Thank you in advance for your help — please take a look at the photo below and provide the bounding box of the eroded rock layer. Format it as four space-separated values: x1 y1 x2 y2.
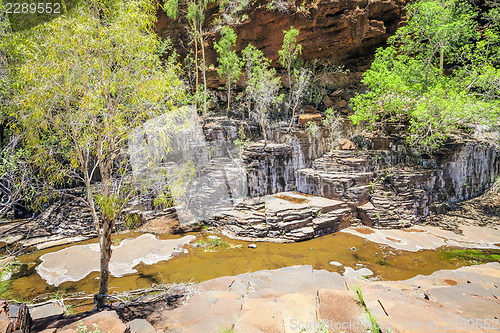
237 132 500 233
209 191 354 242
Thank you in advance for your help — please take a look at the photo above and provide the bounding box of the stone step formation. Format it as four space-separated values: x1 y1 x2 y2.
209 191 354 242
209 134 499 241
297 150 437 229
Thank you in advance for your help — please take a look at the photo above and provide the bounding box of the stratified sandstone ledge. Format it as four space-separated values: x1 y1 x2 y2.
208 191 355 242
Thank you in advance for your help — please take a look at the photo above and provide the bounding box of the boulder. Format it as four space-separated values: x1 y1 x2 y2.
57 310 127 333
299 113 323 127
0 300 31 333
339 138 356 150
29 303 65 321
126 318 156 333
322 95 334 109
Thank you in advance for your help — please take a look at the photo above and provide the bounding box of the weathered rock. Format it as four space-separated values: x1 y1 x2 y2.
57 310 127 333
126 318 156 333
0 300 12 333
297 139 500 228
208 191 354 242
29 303 65 321
243 142 296 197
339 138 357 150
156 0 407 84
322 95 334 109
298 113 323 127
145 263 500 333
0 300 31 333
317 289 367 333
338 99 348 108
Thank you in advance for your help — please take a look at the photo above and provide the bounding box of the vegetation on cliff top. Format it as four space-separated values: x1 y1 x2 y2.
351 0 500 151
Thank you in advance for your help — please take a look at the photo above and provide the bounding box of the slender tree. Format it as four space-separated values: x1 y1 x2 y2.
164 0 212 116
9 0 186 308
278 27 302 130
213 26 242 113
243 44 282 144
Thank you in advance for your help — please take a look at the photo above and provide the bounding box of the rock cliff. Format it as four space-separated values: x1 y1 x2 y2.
155 0 407 85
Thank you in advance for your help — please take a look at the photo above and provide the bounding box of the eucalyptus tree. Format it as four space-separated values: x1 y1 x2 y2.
243 44 282 144
278 27 303 130
213 26 242 112
164 0 213 116
10 0 186 308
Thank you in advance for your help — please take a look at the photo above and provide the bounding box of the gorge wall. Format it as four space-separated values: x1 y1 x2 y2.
203 119 500 232
154 0 407 86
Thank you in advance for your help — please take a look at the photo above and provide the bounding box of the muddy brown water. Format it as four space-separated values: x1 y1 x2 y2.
5 230 499 311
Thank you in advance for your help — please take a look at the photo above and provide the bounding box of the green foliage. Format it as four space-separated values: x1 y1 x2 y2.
443 249 500 263
10 0 185 200
243 44 282 143
279 27 307 128
6 0 187 306
355 287 381 333
214 26 242 110
194 237 230 252
76 321 100 333
163 0 180 19
305 121 319 134
0 258 20 282
0 138 37 215
350 0 500 152
218 0 252 25
278 27 302 71
234 124 250 153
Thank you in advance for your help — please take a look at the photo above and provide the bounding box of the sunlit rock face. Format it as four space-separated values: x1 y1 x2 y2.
36 234 195 286
208 191 354 242
230 130 500 230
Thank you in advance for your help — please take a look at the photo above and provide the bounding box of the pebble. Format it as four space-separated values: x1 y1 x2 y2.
208 235 220 240
248 244 257 249
329 261 342 266
351 247 357 251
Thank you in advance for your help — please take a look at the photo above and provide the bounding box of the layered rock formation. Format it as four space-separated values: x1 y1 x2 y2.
209 191 353 241
230 129 500 236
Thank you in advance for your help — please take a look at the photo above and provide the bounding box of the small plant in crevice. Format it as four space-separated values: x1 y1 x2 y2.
234 124 250 157
76 320 100 333
305 121 320 135
355 287 381 333
369 181 376 194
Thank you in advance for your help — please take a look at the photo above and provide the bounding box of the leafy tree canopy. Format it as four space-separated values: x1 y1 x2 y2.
5 0 187 308
350 0 500 151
